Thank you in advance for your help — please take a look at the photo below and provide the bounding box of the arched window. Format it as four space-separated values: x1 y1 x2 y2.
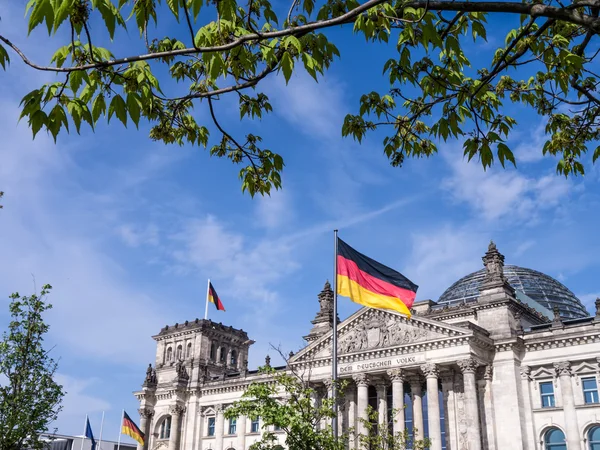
186 342 192 358
166 347 173 362
220 347 227 363
230 350 237 366
159 416 172 439
176 345 183 360
588 426 600 450
210 342 217 361
544 428 566 450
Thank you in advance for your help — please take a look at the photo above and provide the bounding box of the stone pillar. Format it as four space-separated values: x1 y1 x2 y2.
422 363 442 450
347 383 357 449
236 415 246 450
440 371 456 450
215 404 225 450
375 380 388 433
409 377 424 442
388 369 405 436
554 362 580 450
138 408 154 450
457 358 482 450
482 366 496 450
353 373 370 443
324 380 334 428
520 366 535 450
168 405 185 450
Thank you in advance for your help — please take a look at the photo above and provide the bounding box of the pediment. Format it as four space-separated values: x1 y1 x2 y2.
531 366 556 379
291 307 472 363
572 361 599 375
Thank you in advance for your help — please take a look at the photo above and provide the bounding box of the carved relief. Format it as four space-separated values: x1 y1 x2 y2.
554 361 572 377
454 376 468 450
338 315 431 354
421 363 439 378
457 357 478 374
152 441 168 450
520 365 531 380
353 373 369 387
139 407 155 419
483 365 493 381
169 404 186 416
387 368 405 382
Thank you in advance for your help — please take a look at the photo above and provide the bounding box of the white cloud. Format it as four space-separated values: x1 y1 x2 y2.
514 239 536 257
577 292 600 314
54 374 112 422
116 223 160 247
255 189 294 230
267 71 346 141
404 224 489 300
442 146 576 222
512 120 548 163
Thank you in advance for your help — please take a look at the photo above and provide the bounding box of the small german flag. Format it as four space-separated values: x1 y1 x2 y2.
122 411 144 445
337 238 418 318
208 282 226 311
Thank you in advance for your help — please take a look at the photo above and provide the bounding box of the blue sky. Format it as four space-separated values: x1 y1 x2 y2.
1 1 600 442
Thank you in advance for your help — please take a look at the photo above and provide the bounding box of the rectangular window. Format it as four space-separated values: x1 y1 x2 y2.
540 381 555 408
582 377 599 404
274 425 281 431
229 418 237 435
208 417 215 436
251 418 260 433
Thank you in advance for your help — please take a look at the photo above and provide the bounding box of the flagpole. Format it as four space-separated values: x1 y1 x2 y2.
98 411 105 450
204 278 210 320
117 410 124 450
332 230 339 440
81 415 88 450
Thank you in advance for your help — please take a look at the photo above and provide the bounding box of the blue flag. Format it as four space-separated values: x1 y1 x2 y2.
85 418 96 450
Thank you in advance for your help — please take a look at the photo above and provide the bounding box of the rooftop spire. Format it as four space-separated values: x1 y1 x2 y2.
304 280 339 343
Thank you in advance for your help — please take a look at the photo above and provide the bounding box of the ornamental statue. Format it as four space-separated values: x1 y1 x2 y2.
143 363 157 387
482 240 506 284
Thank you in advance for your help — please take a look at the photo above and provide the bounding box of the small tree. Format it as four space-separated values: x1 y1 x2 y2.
0 284 65 450
225 366 429 450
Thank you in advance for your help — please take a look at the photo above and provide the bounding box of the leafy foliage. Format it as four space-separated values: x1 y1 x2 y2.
0 284 64 450
1 0 600 195
224 366 429 450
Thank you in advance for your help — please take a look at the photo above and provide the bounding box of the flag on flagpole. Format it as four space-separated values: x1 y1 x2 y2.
208 282 226 311
122 411 145 446
85 417 97 450
336 237 418 318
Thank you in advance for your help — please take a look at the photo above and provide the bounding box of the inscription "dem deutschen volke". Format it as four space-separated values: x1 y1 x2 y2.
339 354 425 374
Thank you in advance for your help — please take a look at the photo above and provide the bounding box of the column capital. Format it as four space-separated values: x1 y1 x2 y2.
520 365 531 380
138 407 155 419
387 368 405 382
214 403 224 413
553 361 572 377
169 404 186 416
483 365 493 381
457 357 479 374
353 373 369 387
421 363 439 379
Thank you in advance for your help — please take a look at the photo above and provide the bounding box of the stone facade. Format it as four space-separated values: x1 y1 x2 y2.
135 244 600 450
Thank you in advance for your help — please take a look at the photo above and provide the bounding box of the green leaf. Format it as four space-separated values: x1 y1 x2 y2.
0 43 9 69
28 0 54 35
53 0 73 32
92 94 106 122
280 52 294 83
127 93 141 127
108 95 127 126
497 142 516 168
166 0 180 20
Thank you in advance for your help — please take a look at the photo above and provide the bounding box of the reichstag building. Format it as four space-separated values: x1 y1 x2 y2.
135 243 600 450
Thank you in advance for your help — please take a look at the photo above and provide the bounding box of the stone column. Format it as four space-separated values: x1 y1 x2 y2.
375 380 388 434
353 373 370 443
520 366 536 450
422 363 442 450
138 408 154 450
236 415 247 450
554 362 580 450
440 371 456 450
388 369 405 436
347 383 357 449
457 358 482 450
215 404 225 450
409 377 424 441
168 405 185 450
482 366 496 450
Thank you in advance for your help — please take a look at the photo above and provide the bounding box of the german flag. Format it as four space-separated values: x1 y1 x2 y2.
122 411 144 445
208 282 226 311
337 238 418 318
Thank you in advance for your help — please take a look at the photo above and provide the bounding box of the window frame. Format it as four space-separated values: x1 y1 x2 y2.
159 416 172 440
540 381 556 408
582 377 599 404
543 427 566 450
207 417 216 437
588 425 600 450
250 418 260 433
228 418 237 435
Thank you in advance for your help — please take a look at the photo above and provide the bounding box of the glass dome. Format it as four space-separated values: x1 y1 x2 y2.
437 265 589 319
